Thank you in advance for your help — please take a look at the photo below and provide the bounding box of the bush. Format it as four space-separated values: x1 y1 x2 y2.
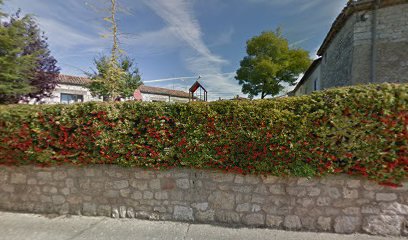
0 84 407 185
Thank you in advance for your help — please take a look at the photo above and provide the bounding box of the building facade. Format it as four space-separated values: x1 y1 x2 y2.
134 85 190 103
43 75 101 104
292 0 408 96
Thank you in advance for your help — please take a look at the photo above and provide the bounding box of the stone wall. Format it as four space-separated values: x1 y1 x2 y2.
320 13 355 89
0 165 407 236
319 3 408 90
352 3 408 85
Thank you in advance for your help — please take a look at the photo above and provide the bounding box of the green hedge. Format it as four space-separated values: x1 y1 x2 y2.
0 84 407 185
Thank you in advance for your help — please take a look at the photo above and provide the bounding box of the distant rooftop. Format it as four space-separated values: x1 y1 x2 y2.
56 75 91 86
138 85 190 99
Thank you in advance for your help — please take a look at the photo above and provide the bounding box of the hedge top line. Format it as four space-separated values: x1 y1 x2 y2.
0 83 407 185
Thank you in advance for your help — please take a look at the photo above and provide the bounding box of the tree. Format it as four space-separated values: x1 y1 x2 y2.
0 5 60 104
235 30 311 99
87 56 142 99
19 12 60 103
0 7 38 103
88 0 128 101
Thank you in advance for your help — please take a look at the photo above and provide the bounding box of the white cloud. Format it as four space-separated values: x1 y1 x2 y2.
142 0 243 100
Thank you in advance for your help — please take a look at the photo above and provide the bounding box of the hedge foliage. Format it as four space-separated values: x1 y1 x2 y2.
0 84 407 185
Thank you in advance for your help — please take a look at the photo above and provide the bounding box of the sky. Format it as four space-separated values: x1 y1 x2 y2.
3 0 348 100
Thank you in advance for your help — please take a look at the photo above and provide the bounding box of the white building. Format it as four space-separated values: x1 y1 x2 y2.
43 75 102 104
134 85 190 103
42 75 190 104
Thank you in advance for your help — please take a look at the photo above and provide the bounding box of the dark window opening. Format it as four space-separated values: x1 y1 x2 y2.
61 93 84 103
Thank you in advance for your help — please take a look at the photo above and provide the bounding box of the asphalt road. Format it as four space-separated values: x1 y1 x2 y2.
0 211 404 240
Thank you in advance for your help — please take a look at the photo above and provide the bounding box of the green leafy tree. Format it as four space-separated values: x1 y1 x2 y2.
0 4 38 103
87 56 142 99
0 3 59 104
235 30 311 99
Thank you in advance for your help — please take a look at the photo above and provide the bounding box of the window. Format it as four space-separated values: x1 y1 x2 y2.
60 93 84 104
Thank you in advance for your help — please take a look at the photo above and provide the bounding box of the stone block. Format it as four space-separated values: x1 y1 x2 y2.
153 206 167 213
1 184 15 193
211 172 234 183
215 211 240 223
236 203 250 212
266 215 283 228
173 205 194 221
254 185 268 195
376 193 397 202
245 175 260 184
343 188 359 199
52 195 65 205
130 180 148 190
103 190 118 198
334 216 361 234
307 187 321 197
296 198 315 208
316 197 331 206
42 186 58 194
120 189 131 198
286 187 306 197
363 215 404 236
143 191 154 200
37 172 52 183
195 210 215 222
346 180 361 188
176 179 190 189
161 179 176 190
131 191 143 200
208 191 235 210
379 202 408 215
53 171 67 181
10 173 26 184
112 207 119 218
317 217 332 231
192 202 208 211
327 187 341 199
126 207 135 218
113 180 129 190
149 179 161 190
97 205 111 217
119 206 127 218
362 205 380 214
301 216 316 230
261 176 279 184
232 185 253 193
243 213 265 226
269 185 285 195
284 215 302 230
297 178 318 186
342 207 360 215
82 203 97 216
155 191 168 200
234 175 244 184
27 178 37 185
134 171 155 179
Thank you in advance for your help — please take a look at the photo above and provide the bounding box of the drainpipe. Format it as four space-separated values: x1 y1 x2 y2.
370 0 380 83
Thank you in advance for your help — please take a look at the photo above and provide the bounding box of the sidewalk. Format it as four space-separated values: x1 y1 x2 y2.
0 211 403 240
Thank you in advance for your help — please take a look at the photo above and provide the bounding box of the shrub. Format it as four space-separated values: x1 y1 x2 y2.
0 84 407 185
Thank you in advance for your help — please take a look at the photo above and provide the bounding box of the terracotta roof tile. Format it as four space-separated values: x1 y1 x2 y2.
138 85 190 98
56 75 91 86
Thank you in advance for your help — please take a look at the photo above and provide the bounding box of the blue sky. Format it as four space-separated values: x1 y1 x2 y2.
4 0 347 100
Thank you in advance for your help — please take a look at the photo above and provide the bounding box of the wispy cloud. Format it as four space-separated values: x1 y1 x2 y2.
142 0 242 100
